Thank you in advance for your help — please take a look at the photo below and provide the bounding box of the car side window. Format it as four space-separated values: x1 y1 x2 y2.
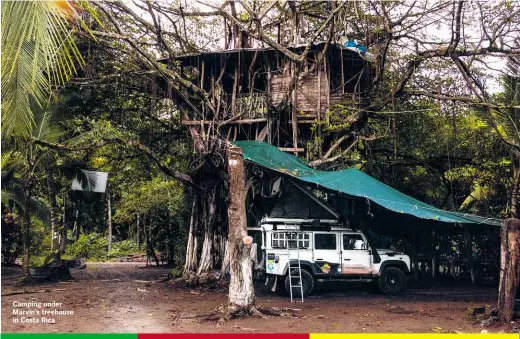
343 234 367 250
314 233 336 250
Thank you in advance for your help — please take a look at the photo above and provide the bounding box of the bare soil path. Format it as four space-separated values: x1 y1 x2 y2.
1 263 515 333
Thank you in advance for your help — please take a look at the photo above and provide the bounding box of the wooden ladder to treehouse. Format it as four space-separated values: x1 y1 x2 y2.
288 232 304 303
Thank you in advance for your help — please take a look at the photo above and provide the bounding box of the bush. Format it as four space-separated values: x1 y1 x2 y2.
29 255 47 267
65 234 142 261
170 266 183 278
30 218 51 256
65 233 108 260
108 239 141 258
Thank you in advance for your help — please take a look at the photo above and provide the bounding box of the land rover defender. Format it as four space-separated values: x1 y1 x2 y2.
252 217 411 297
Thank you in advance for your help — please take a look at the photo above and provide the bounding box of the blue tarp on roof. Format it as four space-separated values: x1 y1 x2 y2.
234 141 501 226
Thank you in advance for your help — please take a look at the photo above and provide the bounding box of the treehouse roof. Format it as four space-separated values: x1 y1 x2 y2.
234 141 502 227
161 41 370 66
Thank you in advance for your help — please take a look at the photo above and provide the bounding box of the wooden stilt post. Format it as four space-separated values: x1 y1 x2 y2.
291 62 298 155
317 62 322 158
464 228 475 284
412 229 419 280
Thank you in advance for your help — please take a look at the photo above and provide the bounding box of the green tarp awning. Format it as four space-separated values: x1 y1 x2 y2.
234 141 501 226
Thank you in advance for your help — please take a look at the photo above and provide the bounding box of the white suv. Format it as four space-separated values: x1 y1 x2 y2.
253 218 411 297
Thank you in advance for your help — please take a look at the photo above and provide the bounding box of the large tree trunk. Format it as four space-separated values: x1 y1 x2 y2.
73 208 80 241
136 213 140 247
21 181 33 279
215 221 228 270
226 146 255 313
145 214 160 266
184 198 198 272
60 207 67 253
46 172 61 253
221 239 230 275
511 159 519 218
166 207 175 265
145 214 149 265
497 218 520 323
197 187 217 274
107 192 113 252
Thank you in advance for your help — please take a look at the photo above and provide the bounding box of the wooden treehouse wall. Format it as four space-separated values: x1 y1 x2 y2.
172 43 372 156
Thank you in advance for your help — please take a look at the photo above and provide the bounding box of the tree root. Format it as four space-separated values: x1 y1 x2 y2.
184 304 301 325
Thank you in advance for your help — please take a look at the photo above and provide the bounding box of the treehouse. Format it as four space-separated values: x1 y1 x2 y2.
162 42 374 156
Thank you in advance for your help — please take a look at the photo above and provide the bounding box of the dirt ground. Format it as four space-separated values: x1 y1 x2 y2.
1 262 517 333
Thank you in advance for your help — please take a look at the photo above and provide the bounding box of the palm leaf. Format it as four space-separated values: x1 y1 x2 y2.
75 169 99 191
459 182 492 211
1 1 89 138
1 176 51 227
33 108 64 144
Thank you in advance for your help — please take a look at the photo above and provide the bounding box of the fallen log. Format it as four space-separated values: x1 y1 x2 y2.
2 288 66 297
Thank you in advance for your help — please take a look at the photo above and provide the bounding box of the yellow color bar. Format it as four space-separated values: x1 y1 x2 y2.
311 334 519 339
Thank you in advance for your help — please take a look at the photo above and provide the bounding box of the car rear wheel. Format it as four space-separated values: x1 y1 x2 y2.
284 268 315 298
378 267 407 295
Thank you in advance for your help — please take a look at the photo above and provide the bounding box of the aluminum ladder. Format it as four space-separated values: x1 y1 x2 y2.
287 232 304 303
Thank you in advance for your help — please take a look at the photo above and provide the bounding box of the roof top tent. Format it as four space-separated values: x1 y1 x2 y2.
159 42 374 156
245 175 342 228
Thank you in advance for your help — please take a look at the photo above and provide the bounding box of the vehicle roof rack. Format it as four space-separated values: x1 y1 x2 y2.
260 224 352 232
261 217 340 225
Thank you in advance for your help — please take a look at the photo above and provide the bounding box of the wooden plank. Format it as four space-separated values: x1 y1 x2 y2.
341 48 345 94
325 56 330 125
296 120 318 124
278 147 305 152
182 118 267 126
200 60 205 89
231 63 238 116
266 59 272 145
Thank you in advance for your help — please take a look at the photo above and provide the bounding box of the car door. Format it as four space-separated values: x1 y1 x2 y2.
313 232 341 274
341 233 373 275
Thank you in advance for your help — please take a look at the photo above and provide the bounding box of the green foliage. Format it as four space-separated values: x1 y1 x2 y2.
65 233 108 260
64 234 142 260
108 239 141 258
114 177 183 222
29 256 47 268
29 217 52 256
363 104 510 216
1 211 22 264
170 266 183 278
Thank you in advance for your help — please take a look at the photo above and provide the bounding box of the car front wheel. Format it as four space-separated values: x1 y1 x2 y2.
378 267 407 295
284 268 315 298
